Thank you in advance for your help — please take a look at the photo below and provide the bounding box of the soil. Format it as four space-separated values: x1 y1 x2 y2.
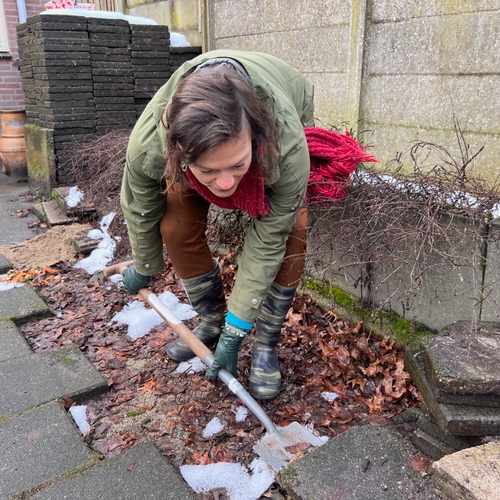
0 223 92 270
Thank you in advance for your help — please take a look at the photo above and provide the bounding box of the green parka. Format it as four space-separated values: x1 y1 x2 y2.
121 49 314 325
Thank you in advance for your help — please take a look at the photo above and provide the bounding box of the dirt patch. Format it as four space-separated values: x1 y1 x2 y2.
0 223 92 270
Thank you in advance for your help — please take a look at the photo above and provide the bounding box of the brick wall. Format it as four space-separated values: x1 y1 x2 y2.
0 0 46 111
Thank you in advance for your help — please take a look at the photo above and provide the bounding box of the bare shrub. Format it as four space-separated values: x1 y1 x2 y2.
307 119 500 334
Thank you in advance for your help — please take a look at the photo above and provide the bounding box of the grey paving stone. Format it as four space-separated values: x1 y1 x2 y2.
0 401 95 500
423 321 500 396
31 442 197 500
278 424 439 500
0 344 108 418
0 173 40 246
405 350 500 436
0 319 32 361
0 284 51 325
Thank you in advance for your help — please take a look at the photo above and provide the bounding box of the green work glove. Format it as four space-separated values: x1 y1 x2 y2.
122 264 152 295
206 313 252 378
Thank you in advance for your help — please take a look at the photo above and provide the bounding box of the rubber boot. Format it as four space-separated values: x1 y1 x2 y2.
166 260 225 362
249 282 297 400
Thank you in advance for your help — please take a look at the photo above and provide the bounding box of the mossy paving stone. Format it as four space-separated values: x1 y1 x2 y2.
422 321 500 396
0 285 51 325
0 344 108 418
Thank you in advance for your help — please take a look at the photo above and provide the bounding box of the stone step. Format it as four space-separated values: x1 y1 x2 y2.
411 428 459 460
0 344 108 419
0 401 96 500
432 441 500 500
422 322 500 400
405 350 500 436
32 199 76 227
30 442 197 500
0 319 32 362
416 409 483 455
0 284 51 325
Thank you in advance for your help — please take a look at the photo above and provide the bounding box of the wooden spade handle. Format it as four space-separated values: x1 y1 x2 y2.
102 261 213 365
102 260 134 278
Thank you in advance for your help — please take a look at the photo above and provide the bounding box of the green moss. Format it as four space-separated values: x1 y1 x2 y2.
281 466 300 485
303 278 433 348
126 410 146 417
49 346 79 366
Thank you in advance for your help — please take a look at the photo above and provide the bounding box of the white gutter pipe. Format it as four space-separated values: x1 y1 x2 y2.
16 0 27 24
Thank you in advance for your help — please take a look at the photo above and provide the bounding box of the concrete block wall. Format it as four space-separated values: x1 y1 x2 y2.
362 2 500 186
205 0 500 186
207 0 353 129
202 0 500 330
125 0 203 48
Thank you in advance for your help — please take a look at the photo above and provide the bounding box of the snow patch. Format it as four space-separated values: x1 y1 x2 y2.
321 391 339 402
0 275 24 291
69 405 91 435
65 186 84 208
233 406 248 422
180 458 274 500
170 32 190 47
202 416 224 438
175 357 206 375
111 291 197 340
73 212 116 274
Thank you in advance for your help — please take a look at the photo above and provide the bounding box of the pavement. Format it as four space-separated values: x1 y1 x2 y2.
0 172 441 500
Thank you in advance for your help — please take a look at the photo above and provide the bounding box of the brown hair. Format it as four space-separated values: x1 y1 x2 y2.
163 65 280 188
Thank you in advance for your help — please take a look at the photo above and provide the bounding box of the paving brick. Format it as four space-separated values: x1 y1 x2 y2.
0 344 108 418
0 320 32 362
0 252 12 274
423 322 500 397
31 443 197 500
0 401 96 500
0 285 50 325
433 441 500 500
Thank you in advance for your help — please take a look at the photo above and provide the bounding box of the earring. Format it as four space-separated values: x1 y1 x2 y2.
180 161 188 172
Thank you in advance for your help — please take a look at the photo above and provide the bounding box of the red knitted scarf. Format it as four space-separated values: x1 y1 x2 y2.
183 161 270 218
305 126 379 204
183 128 379 215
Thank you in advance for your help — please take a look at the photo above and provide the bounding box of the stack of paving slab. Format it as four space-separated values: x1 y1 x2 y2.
130 24 171 118
17 14 96 185
169 46 203 73
89 17 137 135
404 321 500 460
16 14 203 190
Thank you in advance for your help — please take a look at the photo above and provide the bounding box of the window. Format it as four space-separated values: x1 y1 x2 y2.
0 0 10 53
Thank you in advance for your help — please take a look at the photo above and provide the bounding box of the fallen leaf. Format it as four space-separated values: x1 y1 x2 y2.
284 442 311 454
410 455 434 474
